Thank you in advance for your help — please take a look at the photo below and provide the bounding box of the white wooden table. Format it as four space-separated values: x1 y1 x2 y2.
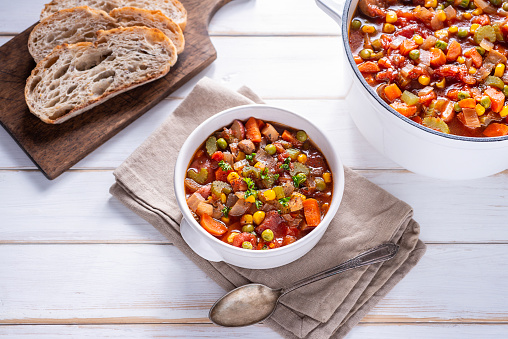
1 1 508 337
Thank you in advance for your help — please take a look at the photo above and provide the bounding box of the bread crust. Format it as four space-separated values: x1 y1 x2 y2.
41 0 187 30
25 27 177 124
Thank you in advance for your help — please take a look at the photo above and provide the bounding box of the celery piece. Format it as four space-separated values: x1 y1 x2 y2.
289 162 310 177
286 148 301 161
273 186 285 199
484 76 505 90
211 181 232 197
474 25 496 44
401 90 419 106
423 117 450 134
187 168 209 185
205 136 217 156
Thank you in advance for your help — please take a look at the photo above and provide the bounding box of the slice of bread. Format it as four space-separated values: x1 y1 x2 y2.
41 0 187 30
25 27 177 124
29 6 185 62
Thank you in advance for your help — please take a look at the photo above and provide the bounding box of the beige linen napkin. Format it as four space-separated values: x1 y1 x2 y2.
110 77 426 339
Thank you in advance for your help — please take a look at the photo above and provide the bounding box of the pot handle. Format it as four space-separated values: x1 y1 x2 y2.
180 217 223 262
315 0 344 25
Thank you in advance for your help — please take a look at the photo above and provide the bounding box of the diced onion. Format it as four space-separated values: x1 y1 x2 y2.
390 36 405 49
421 36 437 50
444 5 457 20
462 108 482 128
418 86 434 96
474 0 496 13
480 38 494 51
401 63 415 77
419 50 432 65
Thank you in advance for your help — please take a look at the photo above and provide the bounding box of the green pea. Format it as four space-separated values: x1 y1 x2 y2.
264 144 276 155
503 2 508 10
351 19 362 30
436 3 445 10
261 229 274 242
242 241 253 250
469 1 477 8
371 39 383 51
409 49 420 60
476 46 486 56
217 138 227 150
503 85 508 97
458 91 471 100
296 130 308 142
454 102 462 112
480 96 492 108
459 0 470 8
359 49 373 60
490 0 502 6
315 177 327 191
458 27 469 38
242 224 255 233
435 40 448 50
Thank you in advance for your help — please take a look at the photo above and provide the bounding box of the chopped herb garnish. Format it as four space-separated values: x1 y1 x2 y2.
273 174 280 180
221 206 231 218
218 160 232 171
292 173 307 188
246 153 256 161
255 200 263 209
243 177 256 190
279 197 291 207
280 157 291 171
260 168 269 180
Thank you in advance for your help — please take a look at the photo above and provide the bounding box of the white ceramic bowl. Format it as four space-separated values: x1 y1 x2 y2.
174 104 345 269
316 0 508 180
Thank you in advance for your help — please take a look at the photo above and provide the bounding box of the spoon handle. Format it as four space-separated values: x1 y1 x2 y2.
281 243 399 296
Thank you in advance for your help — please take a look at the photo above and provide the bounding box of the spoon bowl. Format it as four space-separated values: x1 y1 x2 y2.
209 243 399 327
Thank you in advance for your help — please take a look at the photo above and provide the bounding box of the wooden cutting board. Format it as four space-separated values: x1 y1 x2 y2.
0 0 231 179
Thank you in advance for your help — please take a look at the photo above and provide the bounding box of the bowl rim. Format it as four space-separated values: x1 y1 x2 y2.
174 104 345 256
340 0 508 143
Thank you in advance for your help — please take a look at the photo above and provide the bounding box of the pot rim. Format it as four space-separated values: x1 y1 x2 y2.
340 0 508 143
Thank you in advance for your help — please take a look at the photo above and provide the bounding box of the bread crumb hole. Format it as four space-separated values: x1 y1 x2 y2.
44 56 60 69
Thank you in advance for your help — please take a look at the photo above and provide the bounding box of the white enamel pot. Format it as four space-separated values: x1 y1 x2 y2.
316 0 508 180
174 105 345 269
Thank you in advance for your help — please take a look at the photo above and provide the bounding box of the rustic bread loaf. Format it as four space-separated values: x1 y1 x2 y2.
29 6 184 62
41 0 187 30
25 27 177 124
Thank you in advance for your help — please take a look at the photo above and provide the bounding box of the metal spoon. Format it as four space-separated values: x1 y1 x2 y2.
209 243 399 327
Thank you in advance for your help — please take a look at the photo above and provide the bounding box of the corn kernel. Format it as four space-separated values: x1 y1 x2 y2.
263 189 276 201
495 63 506 77
220 193 227 204
254 162 265 170
413 35 424 45
386 10 398 23
323 172 332 183
227 171 240 183
227 232 238 243
437 10 447 21
472 8 483 15
435 29 449 39
436 78 446 89
418 75 431 85
292 192 307 201
457 56 465 64
269 243 275 248
361 25 376 34
383 23 395 34
463 12 472 19
241 214 253 225
448 25 458 34
221 216 230 224
236 151 246 161
470 23 480 33
469 66 477 74
253 211 266 225
207 196 213 201
425 0 437 7
500 105 508 118
245 195 256 203
297 153 307 163
475 104 486 116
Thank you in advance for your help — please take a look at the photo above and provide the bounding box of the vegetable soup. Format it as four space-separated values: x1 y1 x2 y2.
185 117 333 250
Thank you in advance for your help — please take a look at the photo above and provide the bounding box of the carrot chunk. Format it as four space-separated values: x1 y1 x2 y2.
281 130 301 146
458 98 476 109
303 198 321 227
446 40 462 61
200 214 228 236
384 83 402 101
483 123 508 137
358 61 381 73
400 39 418 56
464 48 483 68
245 117 262 142
430 48 447 67
484 87 505 113
390 102 417 117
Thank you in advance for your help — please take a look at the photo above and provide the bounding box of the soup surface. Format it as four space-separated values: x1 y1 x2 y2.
349 0 508 137
185 117 333 250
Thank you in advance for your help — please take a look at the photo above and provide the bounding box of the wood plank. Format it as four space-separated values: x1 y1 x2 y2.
0 0 340 36
2 323 508 338
0 0 233 180
0 99 391 170
1 244 508 324
1 170 507 243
